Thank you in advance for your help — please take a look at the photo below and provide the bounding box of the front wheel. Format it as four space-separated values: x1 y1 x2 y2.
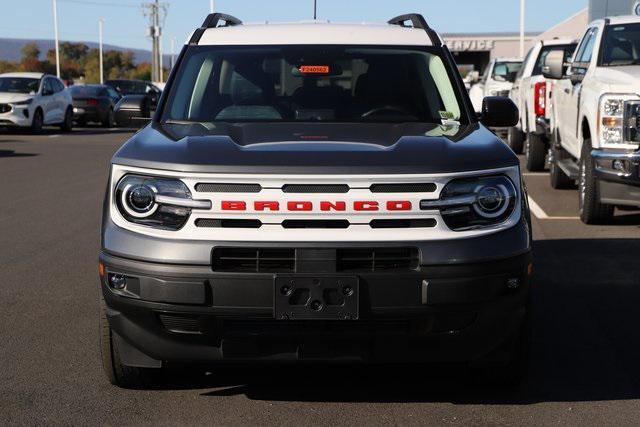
60 108 73 132
525 133 547 171
579 139 614 224
31 108 43 132
507 127 525 154
100 297 156 388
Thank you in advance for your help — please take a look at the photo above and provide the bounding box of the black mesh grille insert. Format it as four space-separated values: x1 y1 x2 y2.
282 184 350 193
281 220 350 229
370 219 437 228
370 183 437 193
195 219 262 228
337 248 419 272
195 183 262 193
158 314 202 334
213 248 296 273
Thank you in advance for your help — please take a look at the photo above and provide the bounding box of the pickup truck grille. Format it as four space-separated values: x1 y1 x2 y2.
212 247 419 273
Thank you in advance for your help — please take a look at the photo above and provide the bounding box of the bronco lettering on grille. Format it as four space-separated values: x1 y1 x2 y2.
220 201 413 211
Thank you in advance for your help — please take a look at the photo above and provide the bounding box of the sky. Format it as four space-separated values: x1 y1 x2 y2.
1 0 588 52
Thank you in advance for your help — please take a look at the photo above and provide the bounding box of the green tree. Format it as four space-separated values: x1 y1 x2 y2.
0 60 18 73
21 43 41 60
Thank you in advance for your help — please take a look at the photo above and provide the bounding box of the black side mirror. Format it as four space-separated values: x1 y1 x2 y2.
114 95 152 128
480 96 519 128
542 49 565 80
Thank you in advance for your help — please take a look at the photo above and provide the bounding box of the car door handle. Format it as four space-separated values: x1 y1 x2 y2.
564 88 570 94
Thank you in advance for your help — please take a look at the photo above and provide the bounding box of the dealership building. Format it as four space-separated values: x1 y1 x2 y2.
447 0 640 75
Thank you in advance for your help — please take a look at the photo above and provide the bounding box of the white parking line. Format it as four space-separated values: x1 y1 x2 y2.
522 172 548 177
527 196 579 220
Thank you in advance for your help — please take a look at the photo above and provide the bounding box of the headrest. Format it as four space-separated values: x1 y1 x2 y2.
230 64 275 105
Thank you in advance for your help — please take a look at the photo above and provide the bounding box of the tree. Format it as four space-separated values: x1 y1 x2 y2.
21 43 41 60
0 60 18 74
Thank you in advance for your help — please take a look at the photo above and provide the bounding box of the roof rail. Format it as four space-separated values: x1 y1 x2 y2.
189 12 242 45
201 13 242 28
388 13 442 47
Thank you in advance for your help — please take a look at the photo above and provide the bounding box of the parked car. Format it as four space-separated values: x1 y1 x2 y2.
469 58 523 112
69 84 122 127
105 79 162 111
0 72 73 132
508 39 578 168
544 15 640 224
99 12 531 388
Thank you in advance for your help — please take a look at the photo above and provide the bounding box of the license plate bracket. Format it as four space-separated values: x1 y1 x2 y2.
274 275 359 320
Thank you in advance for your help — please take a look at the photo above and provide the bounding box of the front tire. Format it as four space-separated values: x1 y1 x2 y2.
507 127 525 154
525 133 546 171
31 108 43 133
99 297 156 388
60 107 73 132
579 139 614 224
102 108 115 128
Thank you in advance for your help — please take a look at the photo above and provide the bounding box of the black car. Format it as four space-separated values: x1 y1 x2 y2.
105 79 162 111
69 84 121 127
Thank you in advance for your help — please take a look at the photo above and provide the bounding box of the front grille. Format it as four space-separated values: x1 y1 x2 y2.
213 248 296 273
0 104 11 114
195 183 262 193
195 218 262 228
282 184 350 193
282 219 350 229
337 248 419 272
222 318 412 336
158 314 202 334
370 183 437 193
370 219 436 228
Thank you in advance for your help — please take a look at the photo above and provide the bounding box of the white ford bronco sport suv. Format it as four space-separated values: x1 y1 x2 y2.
508 39 577 170
544 15 640 223
100 13 532 388
0 72 73 132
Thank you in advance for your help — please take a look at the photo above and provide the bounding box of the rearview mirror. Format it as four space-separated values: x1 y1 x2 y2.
480 96 519 128
114 95 151 128
542 49 565 79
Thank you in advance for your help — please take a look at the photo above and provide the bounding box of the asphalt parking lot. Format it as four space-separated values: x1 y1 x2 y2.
1 127 640 425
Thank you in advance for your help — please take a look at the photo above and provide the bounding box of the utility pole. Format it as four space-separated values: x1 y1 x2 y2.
170 37 176 69
519 0 525 58
99 18 104 84
209 0 215 13
314 0 317 20
159 36 163 82
143 0 168 83
52 0 60 78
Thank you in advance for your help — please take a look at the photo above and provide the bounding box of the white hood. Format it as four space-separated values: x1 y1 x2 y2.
0 92 35 104
594 66 640 94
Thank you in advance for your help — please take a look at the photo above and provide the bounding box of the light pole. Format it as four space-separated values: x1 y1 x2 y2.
52 0 60 78
209 0 214 13
99 19 104 84
519 0 525 58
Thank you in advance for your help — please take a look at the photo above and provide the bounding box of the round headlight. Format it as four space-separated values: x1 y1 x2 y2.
120 183 158 218
473 184 510 218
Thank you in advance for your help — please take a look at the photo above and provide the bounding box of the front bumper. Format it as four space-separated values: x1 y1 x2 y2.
100 244 532 366
0 107 31 127
592 149 640 207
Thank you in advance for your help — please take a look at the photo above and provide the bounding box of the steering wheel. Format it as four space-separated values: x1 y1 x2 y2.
360 105 415 119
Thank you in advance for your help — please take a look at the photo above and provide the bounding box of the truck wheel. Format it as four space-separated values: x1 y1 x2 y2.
579 139 614 224
99 297 156 388
549 146 574 189
525 133 546 171
507 127 524 154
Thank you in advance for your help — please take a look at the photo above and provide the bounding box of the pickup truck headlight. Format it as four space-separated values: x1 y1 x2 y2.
598 94 640 148
420 175 517 231
115 175 211 230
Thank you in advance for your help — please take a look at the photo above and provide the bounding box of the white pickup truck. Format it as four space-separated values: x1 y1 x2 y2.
508 39 577 170
469 58 522 113
544 15 640 224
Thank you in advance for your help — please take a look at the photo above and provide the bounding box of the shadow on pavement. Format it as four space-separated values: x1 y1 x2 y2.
0 150 37 158
131 238 640 404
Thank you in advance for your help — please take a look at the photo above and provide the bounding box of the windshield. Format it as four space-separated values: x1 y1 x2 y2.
162 45 463 124
601 23 640 66
492 62 522 83
70 86 103 97
0 77 40 94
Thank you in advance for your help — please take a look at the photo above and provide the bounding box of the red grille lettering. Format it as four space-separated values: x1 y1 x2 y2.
288 201 313 211
320 201 346 211
255 201 280 211
387 201 412 211
221 201 246 211
354 201 379 211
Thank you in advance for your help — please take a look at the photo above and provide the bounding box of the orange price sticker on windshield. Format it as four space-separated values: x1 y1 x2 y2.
299 65 330 74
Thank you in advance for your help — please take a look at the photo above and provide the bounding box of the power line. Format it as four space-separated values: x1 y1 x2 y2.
57 0 139 8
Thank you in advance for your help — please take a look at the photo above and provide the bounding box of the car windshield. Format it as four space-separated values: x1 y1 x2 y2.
492 62 522 82
70 86 103 97
0 77 40 94
162 45 463 124
601 23 640 66
108 81 140 95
